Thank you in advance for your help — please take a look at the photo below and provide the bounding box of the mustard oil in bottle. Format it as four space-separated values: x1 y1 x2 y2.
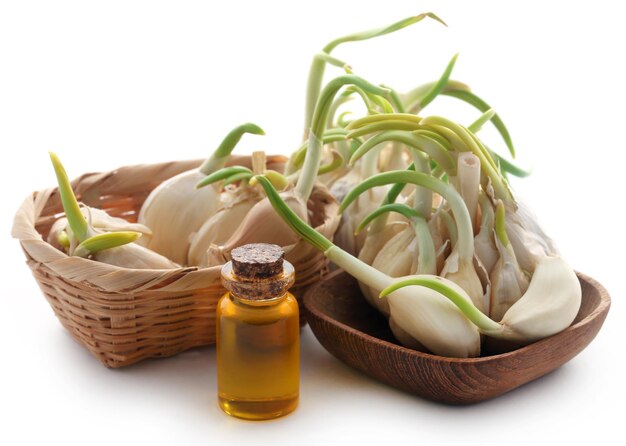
216 243 299 420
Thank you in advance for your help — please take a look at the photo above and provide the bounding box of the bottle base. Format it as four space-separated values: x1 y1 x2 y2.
218 394 298 420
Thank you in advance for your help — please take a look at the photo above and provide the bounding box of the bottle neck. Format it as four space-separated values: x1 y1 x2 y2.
228 291 289 307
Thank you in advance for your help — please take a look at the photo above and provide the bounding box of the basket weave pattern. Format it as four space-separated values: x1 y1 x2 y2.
13 157 339 368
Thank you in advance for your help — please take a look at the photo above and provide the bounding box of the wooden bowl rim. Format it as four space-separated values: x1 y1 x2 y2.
304 269 611 364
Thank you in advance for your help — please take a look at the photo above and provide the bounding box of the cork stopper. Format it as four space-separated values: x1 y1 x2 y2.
222 243 294 302
231 243 284 279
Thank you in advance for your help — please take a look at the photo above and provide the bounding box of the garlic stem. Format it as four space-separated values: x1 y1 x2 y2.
411 151 432 217
404 80 471 113
456 152 481 230
441 88 515 158
412 53 459 112
355 203 420 234
495 200 510 246
367 163 416 235
346 113 422 129
381 84 406 113
289 129 348 172
379 276 502 332
297 75 390 201
349 130 454 174
414 216 436 274
304 13 445 134
199 123 265 175
467 109 496 133
196 166 253 189
255 176 332 252
339 171 474 262
73 231 141 258
325 246 391 292
49 152 90 242
421 116 514 206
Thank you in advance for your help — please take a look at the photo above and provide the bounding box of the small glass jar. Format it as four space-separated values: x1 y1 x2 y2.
216 243 299 420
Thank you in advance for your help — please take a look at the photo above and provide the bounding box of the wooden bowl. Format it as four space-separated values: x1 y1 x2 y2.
303 270 610 405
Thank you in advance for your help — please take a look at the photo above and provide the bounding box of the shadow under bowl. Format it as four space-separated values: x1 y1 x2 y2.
303 270 610 405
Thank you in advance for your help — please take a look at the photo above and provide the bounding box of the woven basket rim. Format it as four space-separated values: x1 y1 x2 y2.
12 157 339 294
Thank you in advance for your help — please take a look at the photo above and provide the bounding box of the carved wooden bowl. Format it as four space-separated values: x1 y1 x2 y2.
303 270 610 405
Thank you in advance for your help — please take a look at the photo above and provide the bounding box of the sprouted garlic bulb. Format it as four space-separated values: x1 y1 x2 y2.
341 170 486 313
48 207 152 252
49 152 179 269
255 175 481 358
382 255 581 345
137 123 265 264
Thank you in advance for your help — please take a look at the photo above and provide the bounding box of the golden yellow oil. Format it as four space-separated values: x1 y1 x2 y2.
216 291 299 420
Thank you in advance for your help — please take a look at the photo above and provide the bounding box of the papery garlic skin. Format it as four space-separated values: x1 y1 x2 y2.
94 240 179 269
205 191 308 267
489 236 529 321
138 170 219 264
187 187 261 266
505 199 559 273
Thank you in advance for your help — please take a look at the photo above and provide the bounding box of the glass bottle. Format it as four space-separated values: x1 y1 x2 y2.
216 243 299 420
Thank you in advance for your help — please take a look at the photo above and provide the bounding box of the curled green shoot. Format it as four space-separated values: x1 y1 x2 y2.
366 163 416 235
304 12 446 133
379 275 502 333
412 53 459 112
344 85 394 114
488 147 531 178
404 79 471 111
291 129 348 169
420 116 515 206
494 199 510 246
49 151 89 242
297 75 390 201
346 112 422 130
381 84 406 113
254 175 332 251
196 166 253 189
348 120 423 139
73 231 141 258
58 230 70 250
355 203 420 234
442 89 515 158
468 109 496 133
317 150 344 175
337 111 353 128
222 171 253 187
199 123 265 175
349 130 455 175
339 170 474 262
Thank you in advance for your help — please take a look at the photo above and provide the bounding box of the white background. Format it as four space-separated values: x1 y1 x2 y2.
1 1 624 445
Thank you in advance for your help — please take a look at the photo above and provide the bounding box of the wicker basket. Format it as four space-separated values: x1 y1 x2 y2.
12 156 340 368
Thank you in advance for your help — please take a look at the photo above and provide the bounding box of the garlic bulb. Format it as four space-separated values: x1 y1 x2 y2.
255 175 482 358
48 207 152 251
204 188 309 267
187 186 261 266
49 152 179 269
137 123 265 264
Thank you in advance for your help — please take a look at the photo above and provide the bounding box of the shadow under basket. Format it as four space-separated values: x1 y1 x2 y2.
12 156 340 368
